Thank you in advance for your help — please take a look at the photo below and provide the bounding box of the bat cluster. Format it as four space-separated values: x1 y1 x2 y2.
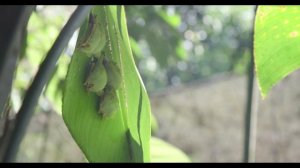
76 9 122 118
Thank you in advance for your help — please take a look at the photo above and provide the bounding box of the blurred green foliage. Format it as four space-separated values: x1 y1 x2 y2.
12 6 71 114
125 5 255 92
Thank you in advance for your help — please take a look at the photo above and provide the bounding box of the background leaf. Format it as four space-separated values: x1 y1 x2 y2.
150 137 191 162
254 6 300 97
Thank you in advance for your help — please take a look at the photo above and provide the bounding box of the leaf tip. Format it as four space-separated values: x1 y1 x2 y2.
256 76 268 100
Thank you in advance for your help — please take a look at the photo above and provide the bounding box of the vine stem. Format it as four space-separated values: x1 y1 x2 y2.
3 5 94 162
243 5 259 163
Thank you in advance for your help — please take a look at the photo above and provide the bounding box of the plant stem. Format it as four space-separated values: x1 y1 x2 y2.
3 5 93 162
243 5 258 163
0 6 35 117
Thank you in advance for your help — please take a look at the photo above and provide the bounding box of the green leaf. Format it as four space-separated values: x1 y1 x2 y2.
63 6 151 162
176 41 187 60
145 30 170 67
150 137 191 162
254 6 300 97
129 37 142 59
157 9 181 28
151 113 158 134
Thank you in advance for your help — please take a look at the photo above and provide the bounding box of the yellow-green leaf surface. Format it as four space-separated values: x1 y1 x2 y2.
255 6 300 97
150 137 191 163
63 6 151 162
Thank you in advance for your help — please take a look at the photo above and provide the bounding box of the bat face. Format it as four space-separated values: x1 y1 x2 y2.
98 87 119 118
84 59 107 94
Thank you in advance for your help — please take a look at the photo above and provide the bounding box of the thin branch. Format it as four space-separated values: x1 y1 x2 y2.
3 5 94 162
243 5 258 163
